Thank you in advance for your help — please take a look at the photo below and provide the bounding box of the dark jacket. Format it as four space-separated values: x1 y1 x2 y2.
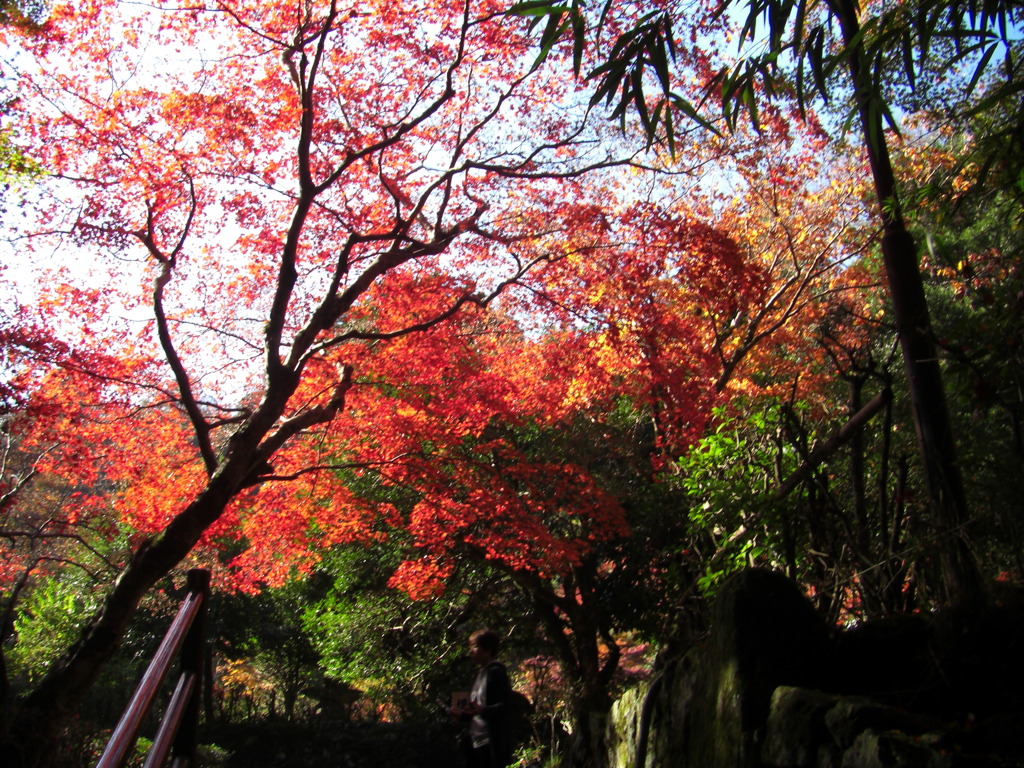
469 660 513 768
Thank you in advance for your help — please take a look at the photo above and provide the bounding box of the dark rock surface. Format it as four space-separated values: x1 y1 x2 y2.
607 569 1024 768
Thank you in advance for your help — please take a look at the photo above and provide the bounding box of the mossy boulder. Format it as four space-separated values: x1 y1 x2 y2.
606 569 1024 768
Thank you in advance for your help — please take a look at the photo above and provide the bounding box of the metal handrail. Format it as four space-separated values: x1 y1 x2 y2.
96 568 210 768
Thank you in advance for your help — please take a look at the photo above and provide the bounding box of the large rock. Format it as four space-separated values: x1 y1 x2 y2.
605 569 1024 768
831 613 933 707
840 729 936 768
760 686 839 768
760 686 956 768
620 653 701 768
709 569 832 732
607 569 833 768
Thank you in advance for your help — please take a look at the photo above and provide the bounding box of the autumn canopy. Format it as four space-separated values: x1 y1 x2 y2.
0 0 893 761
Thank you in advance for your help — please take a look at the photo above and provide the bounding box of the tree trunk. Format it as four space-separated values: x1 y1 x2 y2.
831 0 985 608
4 444 262 767
565 700 612 768
520 569 616 768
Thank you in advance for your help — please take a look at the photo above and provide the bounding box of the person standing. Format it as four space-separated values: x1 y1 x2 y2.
451 629 513 768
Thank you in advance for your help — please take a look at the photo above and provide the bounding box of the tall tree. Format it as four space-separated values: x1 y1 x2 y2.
0 0 648 762
359 122 869 766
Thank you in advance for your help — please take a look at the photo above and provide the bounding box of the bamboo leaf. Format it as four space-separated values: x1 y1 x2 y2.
508 0 567 19
533 14 572 72
673 93 722 136
967 42 998 93
902 29 916 92
742 81 759 132
663 101 676 156
649 26 673 95
630 67 650 131
570 0 586 75
808 27 829 101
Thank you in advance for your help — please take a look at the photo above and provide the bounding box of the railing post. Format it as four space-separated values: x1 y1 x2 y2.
174 568 209 765
96 567 210 768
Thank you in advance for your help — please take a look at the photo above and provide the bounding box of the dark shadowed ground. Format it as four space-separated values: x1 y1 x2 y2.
196 719 462 768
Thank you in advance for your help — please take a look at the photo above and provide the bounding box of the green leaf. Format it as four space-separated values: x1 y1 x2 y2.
648 33 672 94
662 100 676 156
630 67 650 131
671 93 722 137
966 42 998 93
741 81 759 132
808 26 828 100
902 28 917 91
508 0 567 18
534 14 572 72
570 0 586 75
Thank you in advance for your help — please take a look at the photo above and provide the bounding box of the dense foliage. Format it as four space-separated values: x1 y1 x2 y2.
1 0 1021 766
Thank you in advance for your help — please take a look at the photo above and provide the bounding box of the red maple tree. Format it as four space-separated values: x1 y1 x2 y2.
0 0 883 762
0 0 658 759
